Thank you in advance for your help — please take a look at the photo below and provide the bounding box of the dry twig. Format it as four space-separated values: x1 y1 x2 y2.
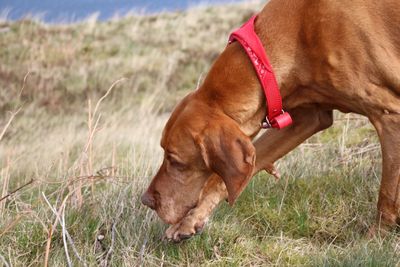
0 253 10 267
19 71 31 97
66 230 87 267
138 237 148 265
0 156 11 215
0 214 23 238
61 209 72 267
42 190 88 267
42 193 70 267
0 71 30 142
0 107 22 143
70 78 126 208
0 179 34 203
99 202 124 267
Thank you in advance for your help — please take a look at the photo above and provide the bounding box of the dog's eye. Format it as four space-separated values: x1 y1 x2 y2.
170 158 185 169
167 154 186 170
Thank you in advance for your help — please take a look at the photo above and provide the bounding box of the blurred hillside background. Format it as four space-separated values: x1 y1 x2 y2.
1 0 244 22
0 0 399 266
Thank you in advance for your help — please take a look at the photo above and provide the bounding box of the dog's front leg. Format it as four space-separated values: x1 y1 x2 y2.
369 113 400 233
253 106 334 176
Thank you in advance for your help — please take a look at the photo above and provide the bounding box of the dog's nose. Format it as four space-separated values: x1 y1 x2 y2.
141 191 156 210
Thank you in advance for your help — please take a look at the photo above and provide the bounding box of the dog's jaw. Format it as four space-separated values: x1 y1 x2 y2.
164 174 228 242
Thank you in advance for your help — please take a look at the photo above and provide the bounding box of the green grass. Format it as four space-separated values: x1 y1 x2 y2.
0 1 399 266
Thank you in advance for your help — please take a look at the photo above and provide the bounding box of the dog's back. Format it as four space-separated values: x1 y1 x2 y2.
258 0 400 114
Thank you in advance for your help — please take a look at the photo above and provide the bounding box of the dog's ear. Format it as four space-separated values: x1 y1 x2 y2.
196 117 255 205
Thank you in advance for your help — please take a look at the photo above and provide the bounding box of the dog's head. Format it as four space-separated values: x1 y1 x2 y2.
141 93 256 224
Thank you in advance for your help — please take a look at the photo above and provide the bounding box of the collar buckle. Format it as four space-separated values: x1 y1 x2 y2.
262 110 292 129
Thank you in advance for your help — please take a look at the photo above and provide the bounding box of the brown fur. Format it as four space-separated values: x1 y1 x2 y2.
142 0 400 242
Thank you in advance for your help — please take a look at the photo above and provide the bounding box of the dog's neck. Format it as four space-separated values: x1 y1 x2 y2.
196 4 304 136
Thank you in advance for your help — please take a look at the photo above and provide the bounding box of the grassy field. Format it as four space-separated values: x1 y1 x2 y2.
0 1 399 266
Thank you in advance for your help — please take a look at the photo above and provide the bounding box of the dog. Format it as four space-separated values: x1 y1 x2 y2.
142 0 400 242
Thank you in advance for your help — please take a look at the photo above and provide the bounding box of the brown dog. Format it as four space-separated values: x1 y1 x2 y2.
142 0 400 242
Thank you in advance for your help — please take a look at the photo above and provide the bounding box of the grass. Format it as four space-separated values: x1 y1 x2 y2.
0 1 399 266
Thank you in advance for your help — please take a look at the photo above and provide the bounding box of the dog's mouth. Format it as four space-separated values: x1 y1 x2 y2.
155 180 208 225
157 202 198 225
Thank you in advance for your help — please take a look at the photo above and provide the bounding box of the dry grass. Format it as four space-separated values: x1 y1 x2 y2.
0 1 399 266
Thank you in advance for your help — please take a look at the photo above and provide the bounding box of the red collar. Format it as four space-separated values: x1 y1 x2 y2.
229 15 292 129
